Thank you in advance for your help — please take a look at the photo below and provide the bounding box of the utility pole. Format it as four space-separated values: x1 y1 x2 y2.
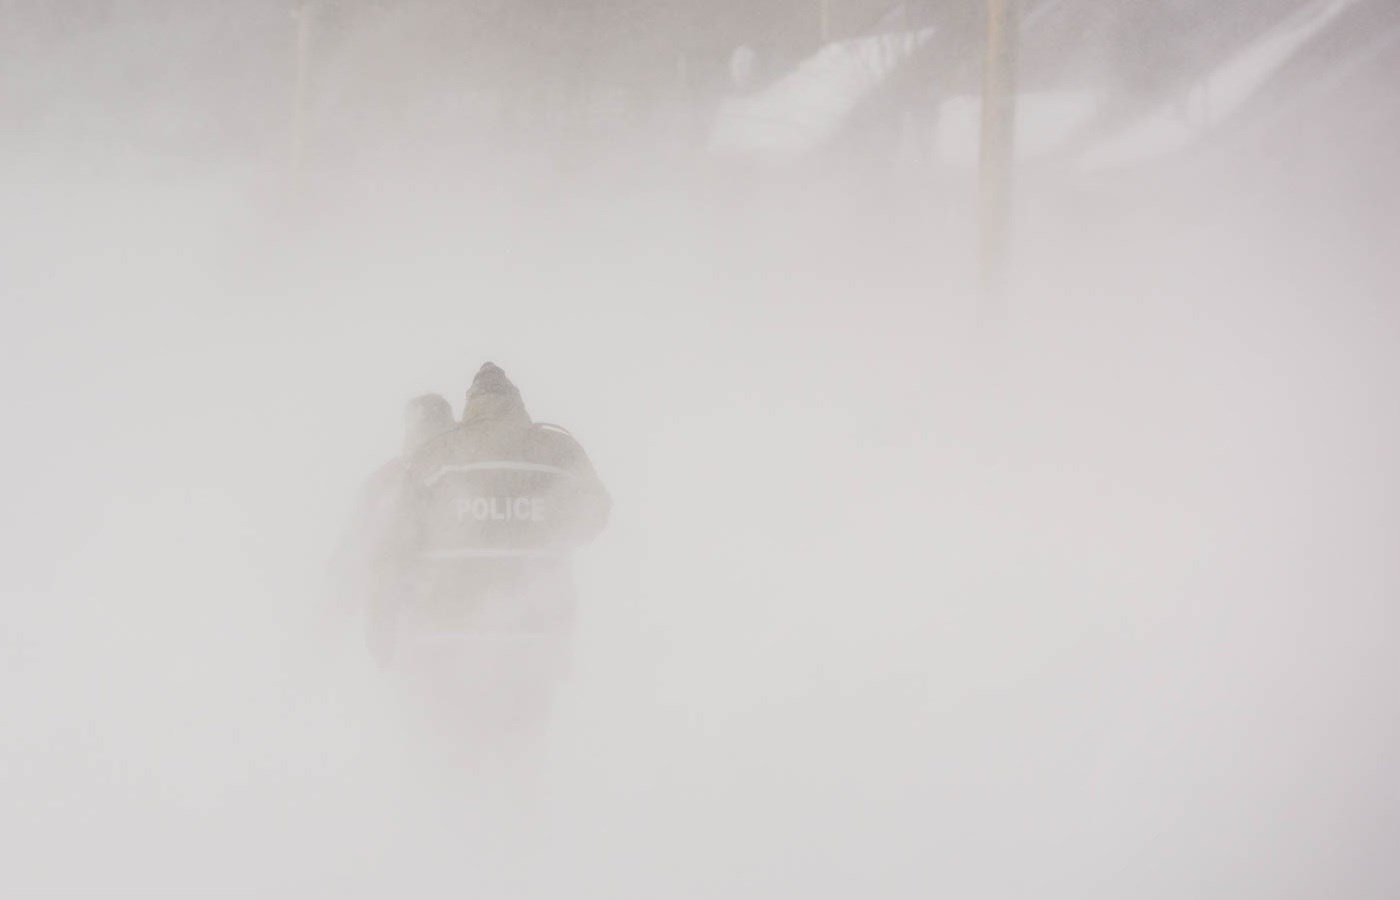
979 0 1018 311
291 1 319 177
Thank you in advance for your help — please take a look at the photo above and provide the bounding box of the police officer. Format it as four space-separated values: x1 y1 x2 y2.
327 393 456 656
388 362 610 662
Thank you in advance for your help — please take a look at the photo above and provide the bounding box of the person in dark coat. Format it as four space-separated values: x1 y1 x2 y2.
327 393 455 655
383 362 610 664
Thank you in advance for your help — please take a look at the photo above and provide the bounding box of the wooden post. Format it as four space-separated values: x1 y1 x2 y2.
291 1 318 176
979 0 1018 310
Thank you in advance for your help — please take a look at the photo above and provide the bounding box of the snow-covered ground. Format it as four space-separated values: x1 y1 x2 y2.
711 0 1385 170
1082 0 1369 169
710 26 937 158
2 15 1398 899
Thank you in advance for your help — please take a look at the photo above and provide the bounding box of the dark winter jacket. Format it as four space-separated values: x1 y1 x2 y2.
390 378 610 636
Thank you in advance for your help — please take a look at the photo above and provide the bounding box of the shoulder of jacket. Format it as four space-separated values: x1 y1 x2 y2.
526 422 590 467
532 422 574 438
402 427 469 480
529 422 583 449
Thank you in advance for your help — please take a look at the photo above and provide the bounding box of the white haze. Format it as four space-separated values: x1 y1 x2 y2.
2 5 1398 899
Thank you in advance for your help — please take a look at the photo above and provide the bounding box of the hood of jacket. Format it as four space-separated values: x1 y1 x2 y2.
461 362 531 430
